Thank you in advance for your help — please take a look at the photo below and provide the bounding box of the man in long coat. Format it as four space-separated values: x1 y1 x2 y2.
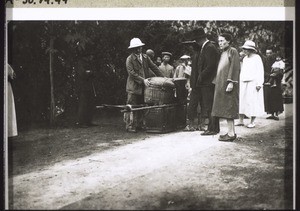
125 38 164 132
185 28 220 135
76 51 97 127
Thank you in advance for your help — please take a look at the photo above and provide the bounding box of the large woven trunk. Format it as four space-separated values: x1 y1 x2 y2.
144 86 175 105
144 77 176 105
144 106 176 133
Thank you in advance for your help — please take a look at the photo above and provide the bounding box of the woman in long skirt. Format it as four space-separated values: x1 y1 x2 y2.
211 33 240 141
235 40 265 128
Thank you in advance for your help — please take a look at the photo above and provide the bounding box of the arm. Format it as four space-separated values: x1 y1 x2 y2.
147 56 164 77
173 66 179 78
255 55 265 88
226 48 241 92
227 48 240 83
126 56 145 84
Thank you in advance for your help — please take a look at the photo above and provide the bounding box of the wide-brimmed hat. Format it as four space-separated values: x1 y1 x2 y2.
180 55 191 59
181 27 206 45
128 38 145 49
162 52 172 57
242 40 257 52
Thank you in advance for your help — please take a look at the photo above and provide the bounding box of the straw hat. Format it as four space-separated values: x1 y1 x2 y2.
242 40 257 52
128 38 145 49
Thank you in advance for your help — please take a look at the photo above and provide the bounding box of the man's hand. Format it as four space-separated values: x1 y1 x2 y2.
226 82 234 92
144 79 151 86
256 86 261 91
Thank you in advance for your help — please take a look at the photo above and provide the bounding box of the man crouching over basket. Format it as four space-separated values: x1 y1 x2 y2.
124 38 164 132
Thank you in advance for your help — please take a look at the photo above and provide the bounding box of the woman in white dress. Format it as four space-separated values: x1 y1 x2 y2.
235 40 264 128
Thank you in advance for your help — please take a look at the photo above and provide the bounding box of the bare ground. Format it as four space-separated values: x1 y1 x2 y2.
8 104 293 210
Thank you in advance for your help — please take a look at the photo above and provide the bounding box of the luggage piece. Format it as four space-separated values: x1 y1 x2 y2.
144 77 176 105
144 106 176 133
175 104 187 129
173 78 188 103
144 86 175 105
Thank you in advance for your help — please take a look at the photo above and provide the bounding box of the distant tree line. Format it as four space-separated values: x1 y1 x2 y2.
7 20 293 127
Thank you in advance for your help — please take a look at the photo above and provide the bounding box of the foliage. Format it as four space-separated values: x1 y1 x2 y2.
8 20 293 126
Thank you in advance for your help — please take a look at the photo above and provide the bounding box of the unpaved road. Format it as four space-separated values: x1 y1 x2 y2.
9 104 293 210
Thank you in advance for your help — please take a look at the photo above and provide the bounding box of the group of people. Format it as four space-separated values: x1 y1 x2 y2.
124 27 286 141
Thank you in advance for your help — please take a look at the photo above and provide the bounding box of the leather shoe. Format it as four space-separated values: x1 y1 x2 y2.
219 134 236 142
201 130 218 136
266 116 275 120
219 133 228 138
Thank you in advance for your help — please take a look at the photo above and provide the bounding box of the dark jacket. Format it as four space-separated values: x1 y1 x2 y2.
126 53 164 95
77 59 95 93
190 41 220 88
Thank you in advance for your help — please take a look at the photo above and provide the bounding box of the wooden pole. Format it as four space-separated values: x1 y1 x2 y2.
121 103 183 112
49 21 55 125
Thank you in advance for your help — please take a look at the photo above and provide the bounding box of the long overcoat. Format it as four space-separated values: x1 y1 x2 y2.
211 47 241 119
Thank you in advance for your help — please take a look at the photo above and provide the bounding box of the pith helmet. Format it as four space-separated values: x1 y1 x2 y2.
128 38 145 49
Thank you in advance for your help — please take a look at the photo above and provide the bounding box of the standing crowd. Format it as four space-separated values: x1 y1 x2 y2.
123 27 286 141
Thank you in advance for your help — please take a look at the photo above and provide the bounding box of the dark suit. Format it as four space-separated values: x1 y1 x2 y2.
125 53 164 131
188 41 220 132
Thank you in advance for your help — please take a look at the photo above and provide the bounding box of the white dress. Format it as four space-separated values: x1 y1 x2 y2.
7 64 18 137
239 54 265 117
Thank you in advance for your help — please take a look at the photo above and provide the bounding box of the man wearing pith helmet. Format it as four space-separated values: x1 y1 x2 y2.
125 37 164 132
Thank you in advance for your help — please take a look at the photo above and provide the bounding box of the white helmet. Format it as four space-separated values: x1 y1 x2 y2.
128 38 145 49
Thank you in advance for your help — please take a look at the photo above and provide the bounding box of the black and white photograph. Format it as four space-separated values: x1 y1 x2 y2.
4 7 295 210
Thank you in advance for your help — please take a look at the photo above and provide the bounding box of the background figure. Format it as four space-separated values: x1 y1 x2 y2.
76 52 97 128
263 50 284 120
211 33 240 142
159 52 175 78
146 49 155 61
7 64 18 137
124 38 164 132
265 55 285 88
173 55 191 78
235 40 265 128
155 57 162 67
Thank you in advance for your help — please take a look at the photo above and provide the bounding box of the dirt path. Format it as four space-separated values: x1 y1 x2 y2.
9 104 293 210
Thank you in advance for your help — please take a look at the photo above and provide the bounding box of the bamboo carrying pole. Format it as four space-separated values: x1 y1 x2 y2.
96 104 147 110
121 103 183 113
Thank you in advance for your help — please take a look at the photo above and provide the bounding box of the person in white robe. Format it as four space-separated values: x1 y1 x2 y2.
235 40 264 128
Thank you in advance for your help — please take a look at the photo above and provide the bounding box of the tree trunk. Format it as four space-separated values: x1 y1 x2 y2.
49 22 55 125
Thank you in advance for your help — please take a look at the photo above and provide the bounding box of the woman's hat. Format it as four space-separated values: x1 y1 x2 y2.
128 38 145 49
180 55 190 59
242 40 257 52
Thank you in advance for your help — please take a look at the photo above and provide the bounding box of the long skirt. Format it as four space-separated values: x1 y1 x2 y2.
8 82 18 137
239 81 265 117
